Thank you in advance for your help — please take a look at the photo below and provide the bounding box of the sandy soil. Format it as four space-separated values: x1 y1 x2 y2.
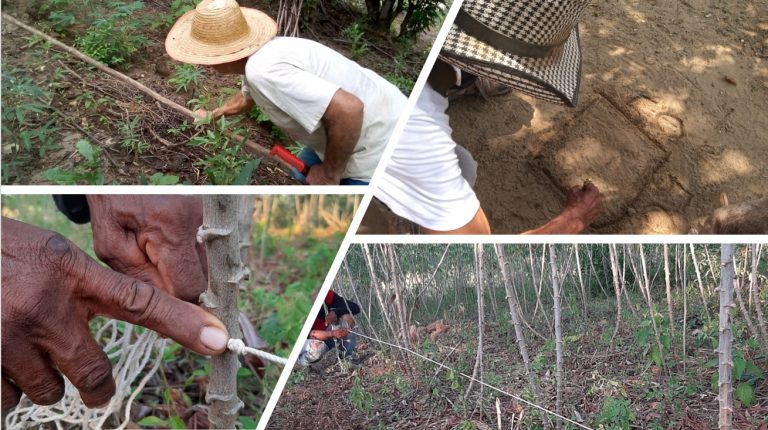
361 0 768 234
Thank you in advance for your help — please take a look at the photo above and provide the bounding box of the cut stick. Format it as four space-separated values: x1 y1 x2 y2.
2 13 296 174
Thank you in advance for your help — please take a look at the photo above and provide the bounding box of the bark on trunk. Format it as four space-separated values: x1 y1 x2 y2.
465 244 485 403
663 244 676 342
548 245 564 430
718 244 735 430
199 195 247 429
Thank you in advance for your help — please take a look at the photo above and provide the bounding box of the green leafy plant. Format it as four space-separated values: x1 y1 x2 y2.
1 69 61 177
596 397 634 430
341 23 370 60
76 1 150 67
43 139 104 184
189 116 258 184
169 64 204 92
49 10 76 32
248 105 271 124
118 116 147 154
152 0 197 29
708 346 764 408
187 94 212 112
139 172 180 185
348 377 374 415
398 0 444 39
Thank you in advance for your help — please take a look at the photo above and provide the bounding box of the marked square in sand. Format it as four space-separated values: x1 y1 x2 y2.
534 97 666 225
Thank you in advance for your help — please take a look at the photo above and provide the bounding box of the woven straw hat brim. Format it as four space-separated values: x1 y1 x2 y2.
165 8 277 65
440 25 582 107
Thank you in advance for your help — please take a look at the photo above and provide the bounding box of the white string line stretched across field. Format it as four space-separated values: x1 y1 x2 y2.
227 339 288 366
350 330 594 430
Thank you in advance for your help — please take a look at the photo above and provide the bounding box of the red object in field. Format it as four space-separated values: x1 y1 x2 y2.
270 145 307 175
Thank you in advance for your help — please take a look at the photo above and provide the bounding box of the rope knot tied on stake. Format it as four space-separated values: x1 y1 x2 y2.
227 338 288 366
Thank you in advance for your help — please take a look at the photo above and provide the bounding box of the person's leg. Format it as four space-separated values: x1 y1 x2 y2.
334 320 357 359
297 339 329 366
297 147 368 185
292 147 323 183
340 178 369 186
297 146 323 167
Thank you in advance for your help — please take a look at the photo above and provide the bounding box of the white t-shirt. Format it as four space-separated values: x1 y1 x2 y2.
375 84 480 231
242 37 406 181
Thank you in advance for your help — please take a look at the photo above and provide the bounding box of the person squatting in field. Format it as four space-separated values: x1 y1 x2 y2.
297 290 361 366
165 0 406 185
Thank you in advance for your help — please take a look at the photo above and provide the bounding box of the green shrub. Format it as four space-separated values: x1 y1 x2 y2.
169 64 204 92
43 139 104 184
596 397 634 430
76 1 150 67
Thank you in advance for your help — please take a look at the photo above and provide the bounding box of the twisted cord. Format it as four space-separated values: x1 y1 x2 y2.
227 339 288 366
350 330 593 430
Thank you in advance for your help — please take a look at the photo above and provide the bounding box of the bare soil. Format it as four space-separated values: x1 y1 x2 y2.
268 318 768 429
449 0 768 234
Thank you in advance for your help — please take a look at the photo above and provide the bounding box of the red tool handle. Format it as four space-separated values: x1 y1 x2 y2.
270 146 307 175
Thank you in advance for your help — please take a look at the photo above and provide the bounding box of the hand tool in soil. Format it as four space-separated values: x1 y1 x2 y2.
2 12 303 182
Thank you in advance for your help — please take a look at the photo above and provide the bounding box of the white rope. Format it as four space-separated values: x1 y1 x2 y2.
350 330 593 430
227 339 288 366
4 320 166 430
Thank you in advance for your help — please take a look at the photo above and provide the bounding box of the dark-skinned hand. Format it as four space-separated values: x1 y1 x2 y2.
305 163 342 185
86 195 207 303
1 217 229 411
325 310 338 326
331 328 350 339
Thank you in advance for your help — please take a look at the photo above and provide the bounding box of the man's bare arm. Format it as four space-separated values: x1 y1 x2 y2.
522 183 602 234
307 89 364 185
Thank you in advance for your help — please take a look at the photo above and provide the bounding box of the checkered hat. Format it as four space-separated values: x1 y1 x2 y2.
441 0 592 106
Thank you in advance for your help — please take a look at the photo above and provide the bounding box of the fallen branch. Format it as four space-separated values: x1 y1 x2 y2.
3 13 296 175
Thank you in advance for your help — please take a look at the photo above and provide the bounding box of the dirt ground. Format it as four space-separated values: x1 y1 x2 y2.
268 320 768 429
360 0 768 234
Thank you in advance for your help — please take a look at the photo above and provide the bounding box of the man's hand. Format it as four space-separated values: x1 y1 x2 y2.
523 182 603 234
86 196 207 303
305 163 342 185
563 182 602 227
1 218 228 411
193 109 213 125
325 310 338 325
331 328 350 339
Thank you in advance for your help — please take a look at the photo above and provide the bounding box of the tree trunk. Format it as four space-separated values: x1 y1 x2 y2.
494 244 548 428
574 244 588 318
199 195 246 429
465 244 485 403
718 244 735 430
749 244 768 346
258 196 273 266
663 244 676 342
548 245 564 430
640 245 668 374
608 244 623 344
682 245 688 372
690 244 711 321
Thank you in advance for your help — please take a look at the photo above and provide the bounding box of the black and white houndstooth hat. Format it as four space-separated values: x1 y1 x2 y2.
441 0 592 107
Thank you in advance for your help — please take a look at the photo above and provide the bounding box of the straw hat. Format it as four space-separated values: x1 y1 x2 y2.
440 0 592 107
165 0 277 65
